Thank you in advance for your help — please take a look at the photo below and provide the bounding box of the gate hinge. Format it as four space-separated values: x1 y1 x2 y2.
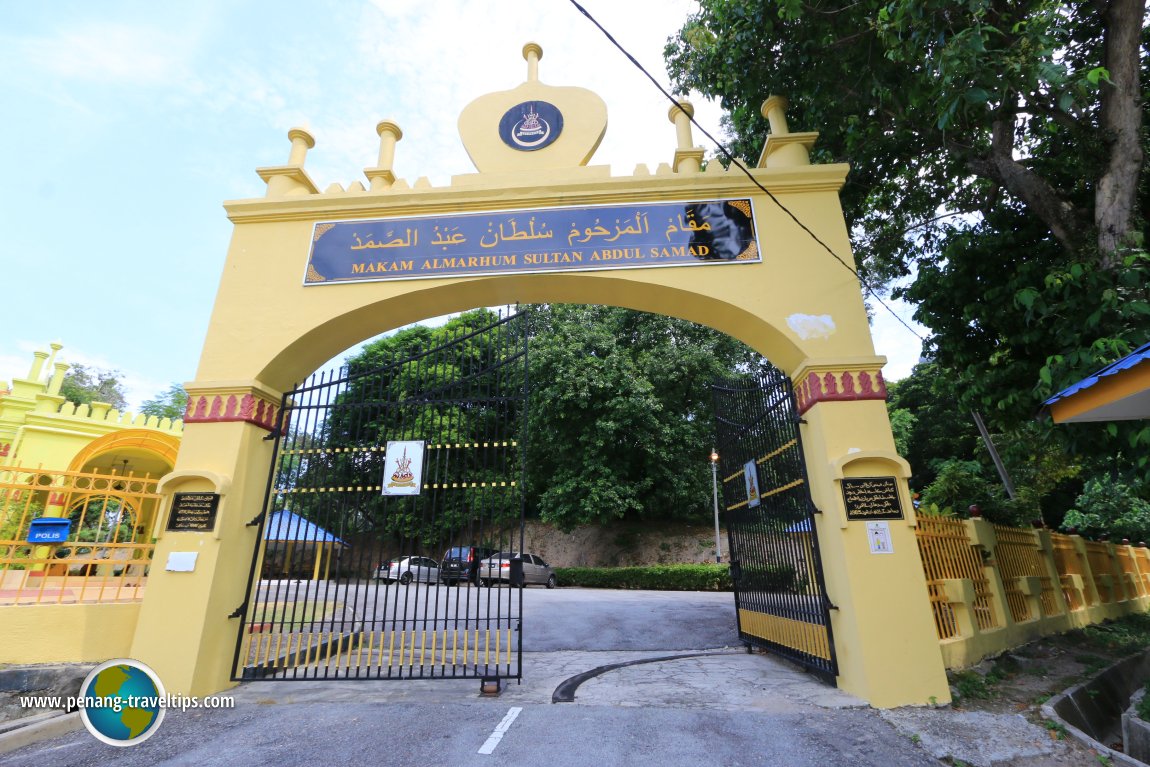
797 417 808 425
247 511 265 527
228 602 247 619
262 428 283 441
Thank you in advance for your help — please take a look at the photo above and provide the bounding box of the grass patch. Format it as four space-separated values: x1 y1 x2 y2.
249 600 340 629
951 670 996 701
1044 719 1068 740
1081 613 1150 654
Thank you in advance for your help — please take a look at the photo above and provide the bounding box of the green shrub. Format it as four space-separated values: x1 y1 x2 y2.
1061 477 1150 543
554 564 733 591
920 459 1004 518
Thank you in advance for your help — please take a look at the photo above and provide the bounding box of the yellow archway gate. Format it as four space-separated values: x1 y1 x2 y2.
130 45 949 707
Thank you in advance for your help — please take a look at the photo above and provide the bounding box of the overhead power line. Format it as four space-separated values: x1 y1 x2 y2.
566 0 927 344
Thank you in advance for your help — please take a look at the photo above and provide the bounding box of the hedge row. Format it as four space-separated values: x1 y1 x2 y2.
553 564 733 591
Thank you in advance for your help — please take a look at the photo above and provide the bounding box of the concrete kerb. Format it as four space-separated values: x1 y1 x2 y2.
1039 648 1150 767
0 711 82 755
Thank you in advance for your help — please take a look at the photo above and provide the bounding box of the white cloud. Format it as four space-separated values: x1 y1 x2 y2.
7 23 191 85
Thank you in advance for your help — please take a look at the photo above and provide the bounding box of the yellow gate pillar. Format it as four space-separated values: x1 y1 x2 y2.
792 359 949 707
129 382 279 696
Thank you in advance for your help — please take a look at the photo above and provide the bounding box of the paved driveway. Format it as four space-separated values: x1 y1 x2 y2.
0 589 953 767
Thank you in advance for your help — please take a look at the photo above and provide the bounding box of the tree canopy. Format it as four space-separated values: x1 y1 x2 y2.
139 384 188 420
289 306 769 535
667 1 1149 526
60 363 128 411
525 304 768 529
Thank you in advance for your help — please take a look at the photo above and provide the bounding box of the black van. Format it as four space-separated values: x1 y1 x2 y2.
440 546 496 585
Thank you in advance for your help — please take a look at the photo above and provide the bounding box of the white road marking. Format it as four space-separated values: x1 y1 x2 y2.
477 706 523 755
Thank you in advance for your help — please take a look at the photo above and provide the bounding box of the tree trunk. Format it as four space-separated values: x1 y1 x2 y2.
965 120 1082 252
1095 0 1146 268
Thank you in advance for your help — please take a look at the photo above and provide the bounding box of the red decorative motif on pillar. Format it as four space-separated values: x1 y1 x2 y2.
47 492 66 508
0 442 9 458
841 371 856 396
796 369 889 414
183 391 279 432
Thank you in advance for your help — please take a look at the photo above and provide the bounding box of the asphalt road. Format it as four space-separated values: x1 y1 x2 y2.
0 588 945 767
248 580 739 651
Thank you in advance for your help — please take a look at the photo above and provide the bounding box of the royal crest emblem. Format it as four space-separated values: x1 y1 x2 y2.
498 100 563 152
382 440 425 496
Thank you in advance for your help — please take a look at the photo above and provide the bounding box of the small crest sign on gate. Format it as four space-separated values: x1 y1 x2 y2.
382 441 425 496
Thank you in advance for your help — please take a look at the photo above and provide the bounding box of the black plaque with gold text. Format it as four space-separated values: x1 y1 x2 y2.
166 492 221 532
841 477 904 521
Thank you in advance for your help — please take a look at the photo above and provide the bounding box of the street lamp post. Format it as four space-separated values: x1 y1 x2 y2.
710 448 721 563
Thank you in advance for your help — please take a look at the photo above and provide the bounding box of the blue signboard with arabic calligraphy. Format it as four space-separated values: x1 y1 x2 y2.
303 198 759 285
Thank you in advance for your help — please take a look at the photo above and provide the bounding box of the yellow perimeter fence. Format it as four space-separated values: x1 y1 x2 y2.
915 516 1150 669
0 464 159 605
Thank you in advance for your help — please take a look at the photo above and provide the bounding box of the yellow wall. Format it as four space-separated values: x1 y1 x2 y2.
1 603 140 663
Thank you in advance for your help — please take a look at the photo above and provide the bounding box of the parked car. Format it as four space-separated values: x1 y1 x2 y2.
376 556 439 585
439 545 497 585
479 552 557 588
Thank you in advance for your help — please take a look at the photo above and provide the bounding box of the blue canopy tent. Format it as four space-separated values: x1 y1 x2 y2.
263 510 346 581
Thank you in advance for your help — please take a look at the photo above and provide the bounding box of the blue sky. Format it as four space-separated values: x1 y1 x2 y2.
0 0 925 410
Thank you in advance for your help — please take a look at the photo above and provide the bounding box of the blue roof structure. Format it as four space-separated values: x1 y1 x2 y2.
1044 342 1150 407
263 510 346 545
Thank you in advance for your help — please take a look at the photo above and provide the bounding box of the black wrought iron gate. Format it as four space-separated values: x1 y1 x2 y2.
712 367 838 682
232 309 529 682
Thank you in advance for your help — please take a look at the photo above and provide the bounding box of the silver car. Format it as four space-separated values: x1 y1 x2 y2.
479 552 557 589
377 556 439 585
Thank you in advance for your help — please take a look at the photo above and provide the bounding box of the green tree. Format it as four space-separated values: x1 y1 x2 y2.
667 0 1144 272
60 363 128 411
286 309 526 547
886 362 982 491
139 384 188 420
525 305 767 530
289 306 770 535
1062 477 1150 542
666 0 1149 473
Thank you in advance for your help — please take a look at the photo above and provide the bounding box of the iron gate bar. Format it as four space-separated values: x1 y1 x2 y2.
712 367 839 683
232 308 529 682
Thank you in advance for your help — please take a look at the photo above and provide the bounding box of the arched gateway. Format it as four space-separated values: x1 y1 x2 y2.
130 45 949 707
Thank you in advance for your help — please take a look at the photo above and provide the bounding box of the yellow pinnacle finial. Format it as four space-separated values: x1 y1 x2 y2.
523 42 543 82
668 100 696 150
287 128 316 166
761 95 790 135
